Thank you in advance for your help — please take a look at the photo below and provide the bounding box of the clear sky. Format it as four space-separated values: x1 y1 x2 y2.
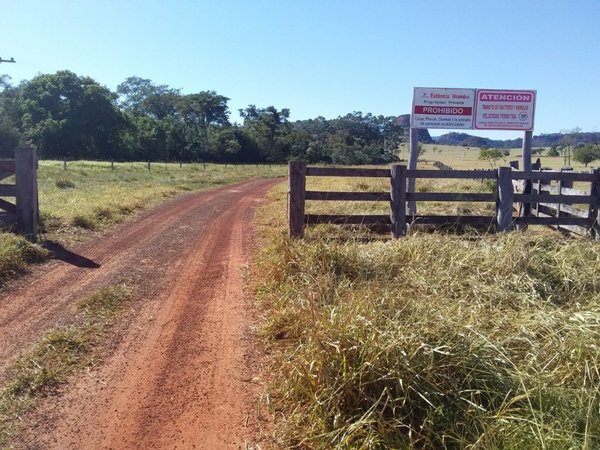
2 0 599 139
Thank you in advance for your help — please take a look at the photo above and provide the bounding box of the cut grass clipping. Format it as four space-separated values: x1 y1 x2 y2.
0 285 132 445
255 182 600 449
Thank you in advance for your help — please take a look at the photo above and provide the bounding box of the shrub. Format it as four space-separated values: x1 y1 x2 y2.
55 179 76 189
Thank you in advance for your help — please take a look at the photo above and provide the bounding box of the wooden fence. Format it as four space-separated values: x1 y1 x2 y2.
0 147 39 241
524 168 598 236
288 161 600 239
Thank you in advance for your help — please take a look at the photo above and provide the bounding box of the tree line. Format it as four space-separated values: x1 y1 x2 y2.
0 71 407 165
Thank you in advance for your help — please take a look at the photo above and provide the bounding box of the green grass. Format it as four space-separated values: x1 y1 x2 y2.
254 176 600 449
0 284 132 446
37 160 285 237
0 161 285 283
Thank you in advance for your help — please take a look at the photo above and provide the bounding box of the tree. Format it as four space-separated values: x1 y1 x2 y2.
19 71 125 159
176 91 230 160
478 147 504 168
0 75 21 156
116 76 179 120
560 127 581 167
573 145 600 167
239 105 291 163
117 77 190 162
547 146 560 157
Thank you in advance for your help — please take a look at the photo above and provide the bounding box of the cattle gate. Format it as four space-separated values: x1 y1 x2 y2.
288 161 600 239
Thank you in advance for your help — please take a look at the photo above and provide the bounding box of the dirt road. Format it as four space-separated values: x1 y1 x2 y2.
0 177 281 449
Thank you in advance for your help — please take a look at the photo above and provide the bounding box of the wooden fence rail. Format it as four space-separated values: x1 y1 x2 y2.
0 147 39 241
526 168 599 236
288 161 600 239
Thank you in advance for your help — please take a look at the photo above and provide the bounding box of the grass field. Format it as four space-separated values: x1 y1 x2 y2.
0 161 285 284
254 175 600 449
37 160 285 238
399 143 595 171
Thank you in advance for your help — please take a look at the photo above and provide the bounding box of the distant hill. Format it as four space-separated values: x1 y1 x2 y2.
431 131 599 149
396 115 434 143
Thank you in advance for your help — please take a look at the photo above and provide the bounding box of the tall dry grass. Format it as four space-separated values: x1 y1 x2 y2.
254 180 600 449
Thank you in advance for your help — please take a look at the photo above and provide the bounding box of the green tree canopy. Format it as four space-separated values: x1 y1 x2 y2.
19 71 125 159
239 105 291 163
0 75 21 156
573 145 600 167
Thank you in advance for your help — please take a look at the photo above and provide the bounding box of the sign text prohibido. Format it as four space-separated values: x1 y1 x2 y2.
411 88 476 130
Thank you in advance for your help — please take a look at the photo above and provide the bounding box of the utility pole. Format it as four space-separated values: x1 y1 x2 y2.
0 57 16 64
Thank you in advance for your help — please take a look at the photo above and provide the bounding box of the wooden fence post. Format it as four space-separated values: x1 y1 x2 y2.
390 164 407 238
590 168 600 240
407 128 419 215
497 166 514 232
15 146 39 242
288 161 306 238
534 168 542 217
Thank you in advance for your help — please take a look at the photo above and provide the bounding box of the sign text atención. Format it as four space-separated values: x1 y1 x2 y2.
474 89 536 131
411 87 536 131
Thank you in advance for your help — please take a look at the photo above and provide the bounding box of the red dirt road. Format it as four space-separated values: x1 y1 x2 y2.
0 178 281 449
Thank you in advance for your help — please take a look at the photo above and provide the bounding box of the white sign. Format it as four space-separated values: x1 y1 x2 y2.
411 87 476 129
474 89 536 131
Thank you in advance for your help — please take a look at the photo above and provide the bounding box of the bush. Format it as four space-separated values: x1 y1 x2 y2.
55 179 76 189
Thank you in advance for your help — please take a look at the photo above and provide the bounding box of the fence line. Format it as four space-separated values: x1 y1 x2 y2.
288 162 600 239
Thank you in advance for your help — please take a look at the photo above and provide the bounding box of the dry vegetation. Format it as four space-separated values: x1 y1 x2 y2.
254 175 600 449
404 144 593 171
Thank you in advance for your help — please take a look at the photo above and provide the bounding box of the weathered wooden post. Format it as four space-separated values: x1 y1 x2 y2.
534 168 543 217
590 168 600 240
15 146 39 242
390 164 407 238
497 166 514 232
288 161 306 238
516 130 533 231
555 168 573 232
407 128 419 215
521 130 533 172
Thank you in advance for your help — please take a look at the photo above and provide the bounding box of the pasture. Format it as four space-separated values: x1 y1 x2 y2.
36 161 285 239
400 143 594 171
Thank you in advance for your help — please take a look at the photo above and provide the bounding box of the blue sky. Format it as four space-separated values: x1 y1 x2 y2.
2 0 599 139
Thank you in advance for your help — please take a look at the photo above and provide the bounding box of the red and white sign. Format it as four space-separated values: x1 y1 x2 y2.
474 89 536 131
411 87 476 129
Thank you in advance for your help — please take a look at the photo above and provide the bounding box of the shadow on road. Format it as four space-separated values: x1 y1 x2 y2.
43 241 101 268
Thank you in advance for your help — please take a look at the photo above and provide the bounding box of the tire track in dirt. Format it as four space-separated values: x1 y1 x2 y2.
0 180 265 377
1 177 281 449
